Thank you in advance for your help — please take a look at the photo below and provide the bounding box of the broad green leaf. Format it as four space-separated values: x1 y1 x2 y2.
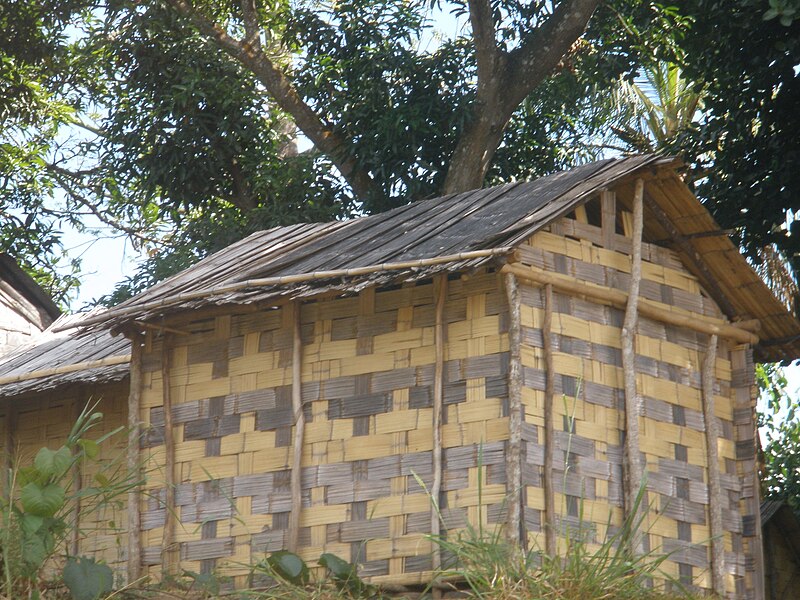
20 513 44 535
63 556 113 600
21 533 48 570
34 446 73 479
20 482 66 517
77 439 100 459
319 552 355 580
267 550 309 585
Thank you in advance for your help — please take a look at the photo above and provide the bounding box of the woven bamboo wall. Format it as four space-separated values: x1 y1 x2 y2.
1 384 129 579
514 201 760 598
137 272 511 587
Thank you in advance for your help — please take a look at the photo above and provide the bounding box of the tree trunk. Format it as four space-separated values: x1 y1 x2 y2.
443 108 508 194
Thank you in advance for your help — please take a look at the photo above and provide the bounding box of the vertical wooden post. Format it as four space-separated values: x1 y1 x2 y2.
622 178 645 552
431 274 447 573
702 334 725 595
2 401 16 497
161 333 177 577
731 345 764 599
601 190 617 250
127 332 144 583
504 273 523 547
287 301 305 553
70 399 83 557
542 283 557 557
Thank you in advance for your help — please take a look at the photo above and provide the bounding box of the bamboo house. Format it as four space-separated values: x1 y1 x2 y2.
51 155 800 597
0 312 132 576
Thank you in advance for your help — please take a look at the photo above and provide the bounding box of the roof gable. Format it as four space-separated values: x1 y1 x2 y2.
76 154 800 362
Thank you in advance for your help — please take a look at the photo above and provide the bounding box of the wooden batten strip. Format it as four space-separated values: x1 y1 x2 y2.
499 265 758 345
702 334 724 594
127 333 144 583
70 247 516 330
161 333 177 576
431 274 447 570
70 399 83 557
622 178 645 552
542 283 556 556
2 402 15 496
503 273 523 547
287 302 305 553
601 190 616 250
0 355 131 386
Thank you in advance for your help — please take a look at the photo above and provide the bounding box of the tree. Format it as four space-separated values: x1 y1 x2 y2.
2 0 683 303
675 0 800 279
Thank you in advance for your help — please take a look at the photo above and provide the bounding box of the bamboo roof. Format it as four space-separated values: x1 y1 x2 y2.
76 154 800 362
0 310 130 397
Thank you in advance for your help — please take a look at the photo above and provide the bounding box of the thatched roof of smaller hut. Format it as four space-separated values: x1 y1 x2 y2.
73 154 800 362
0 310 130 397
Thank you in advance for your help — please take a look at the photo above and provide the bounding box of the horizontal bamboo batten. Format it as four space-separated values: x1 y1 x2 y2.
0 354 131 385
66 247 516 331
500 263 758 344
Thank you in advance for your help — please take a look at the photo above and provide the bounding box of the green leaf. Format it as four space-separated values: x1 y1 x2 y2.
266 550 309 586
34 446 73 479
319 552 354 580
21 533 48 570
63 556 114 600
77 439 100 459
20 482 66 517
20 513 44 535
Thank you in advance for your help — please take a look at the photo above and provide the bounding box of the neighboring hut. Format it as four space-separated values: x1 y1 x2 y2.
69 154 800 598
0 311 131 577
0 254 60 356
761 501 800 600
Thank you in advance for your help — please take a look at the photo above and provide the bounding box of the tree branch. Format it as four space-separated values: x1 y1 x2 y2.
240 0 261 52
45 162 170 248
468 0 502 91
160 0 382 203
502 0 600 110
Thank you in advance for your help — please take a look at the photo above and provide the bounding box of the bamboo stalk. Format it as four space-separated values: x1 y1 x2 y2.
287 302 305 553
2 402 14 497
127 333 144 584
702 334 725 595
542 283 557 557
0 355 132 386
431 274 447 570
503 273 523 547
66 248 516 331
161 334 177 577
70 399 83 557
622 178 645 553
601 190 616 250
500 264 758 345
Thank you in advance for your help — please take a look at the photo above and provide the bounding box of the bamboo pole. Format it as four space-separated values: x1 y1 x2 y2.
0 355 132 386
702 334 725 595
287 302 305 553
127 333 144 584
161 333 177 577
431 274 447 572
2 401 15 497
542 284 557 557
70 399 83 557
500 264 758 345
622 178 645 553
66 248 516 331
503 273 523 547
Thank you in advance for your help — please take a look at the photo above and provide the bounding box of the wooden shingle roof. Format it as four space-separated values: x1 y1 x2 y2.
0 311 130 397
76 154 800 362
